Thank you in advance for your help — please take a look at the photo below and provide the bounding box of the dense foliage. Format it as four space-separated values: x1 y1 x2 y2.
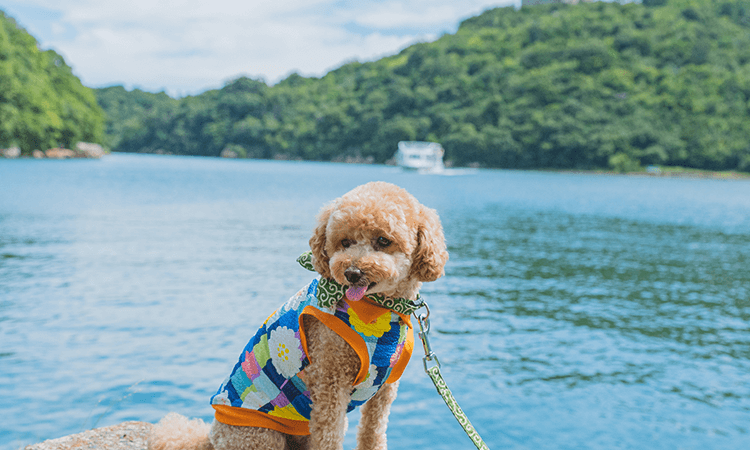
96 86 178 150
0 11 104 153
98 0 750 171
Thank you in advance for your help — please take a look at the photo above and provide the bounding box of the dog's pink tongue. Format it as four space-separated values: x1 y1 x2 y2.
346 285 367 301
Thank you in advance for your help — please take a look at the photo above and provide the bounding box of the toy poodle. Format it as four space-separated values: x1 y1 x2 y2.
148 181 448 450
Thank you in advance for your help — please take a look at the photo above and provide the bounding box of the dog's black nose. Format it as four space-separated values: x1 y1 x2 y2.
345 267 362 284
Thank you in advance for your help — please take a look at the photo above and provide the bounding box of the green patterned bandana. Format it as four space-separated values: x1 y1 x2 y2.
297 251 422 315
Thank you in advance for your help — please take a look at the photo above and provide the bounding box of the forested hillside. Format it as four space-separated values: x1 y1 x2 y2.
96 86 178 151
98 0 750 171
0 11 104 153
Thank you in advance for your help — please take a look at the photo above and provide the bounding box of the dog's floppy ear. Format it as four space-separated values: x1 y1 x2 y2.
410 205 449 282
309 202 334 278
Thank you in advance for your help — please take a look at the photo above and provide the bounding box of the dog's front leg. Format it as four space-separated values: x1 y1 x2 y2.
355 380 398 450
303 316 360 450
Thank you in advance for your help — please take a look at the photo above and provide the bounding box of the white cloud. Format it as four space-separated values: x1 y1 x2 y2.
351 0 505 29
1 0 517 96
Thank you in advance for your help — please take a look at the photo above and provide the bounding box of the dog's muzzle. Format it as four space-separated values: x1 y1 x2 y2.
344 267 366 286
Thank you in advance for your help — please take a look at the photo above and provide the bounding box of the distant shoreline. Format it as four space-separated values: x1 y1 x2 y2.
9 150 748 181
545 167 750 181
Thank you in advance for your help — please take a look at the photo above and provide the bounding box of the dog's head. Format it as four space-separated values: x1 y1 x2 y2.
309 181 448 300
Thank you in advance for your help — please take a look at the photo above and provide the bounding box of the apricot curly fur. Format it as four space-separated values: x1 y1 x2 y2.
148 181 448 450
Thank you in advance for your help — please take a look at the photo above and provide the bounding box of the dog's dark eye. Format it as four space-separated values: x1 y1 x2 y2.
341 239 354 248
376 237 392 249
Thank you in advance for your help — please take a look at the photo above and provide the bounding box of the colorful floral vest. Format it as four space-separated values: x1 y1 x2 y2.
210 256 414 436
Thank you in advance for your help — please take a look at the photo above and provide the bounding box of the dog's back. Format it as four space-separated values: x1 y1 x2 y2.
148 413 212 450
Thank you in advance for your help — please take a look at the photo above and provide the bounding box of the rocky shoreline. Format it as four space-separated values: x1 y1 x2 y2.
1 142 106 159
552 168 750 180
24 422 152 450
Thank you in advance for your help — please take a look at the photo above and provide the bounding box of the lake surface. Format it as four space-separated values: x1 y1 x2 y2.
1 153 749 450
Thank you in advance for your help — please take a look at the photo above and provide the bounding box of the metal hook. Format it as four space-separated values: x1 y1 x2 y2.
413 301 439 371
414 301 431 334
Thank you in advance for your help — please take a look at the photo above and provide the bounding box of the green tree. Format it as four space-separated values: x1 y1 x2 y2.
0 11 104 153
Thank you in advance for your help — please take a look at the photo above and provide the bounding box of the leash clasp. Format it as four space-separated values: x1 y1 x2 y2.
411 298 492 450
413 302 440 372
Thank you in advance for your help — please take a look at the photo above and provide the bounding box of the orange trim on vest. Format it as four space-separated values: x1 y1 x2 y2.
212 404 310 435
298 306 371 385
386 317 414 383
347 296 413 384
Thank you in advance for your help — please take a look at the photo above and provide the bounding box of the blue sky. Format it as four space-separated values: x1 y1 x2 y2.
0 0 518 96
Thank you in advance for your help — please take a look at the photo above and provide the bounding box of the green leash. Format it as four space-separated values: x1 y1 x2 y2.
413 302 491 450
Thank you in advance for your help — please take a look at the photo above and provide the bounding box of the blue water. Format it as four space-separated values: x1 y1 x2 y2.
1 154 749 449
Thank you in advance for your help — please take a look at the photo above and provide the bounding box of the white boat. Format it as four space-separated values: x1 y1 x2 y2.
395 141 445 173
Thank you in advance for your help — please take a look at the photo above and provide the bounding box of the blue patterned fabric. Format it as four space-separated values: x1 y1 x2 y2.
210 278 411 428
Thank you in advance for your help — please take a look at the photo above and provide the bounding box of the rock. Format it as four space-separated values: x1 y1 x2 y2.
1 146 21 158
45 148 76 159
76 142 105 159
24 421 152 450
220 148 238 158
36 143 105 159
